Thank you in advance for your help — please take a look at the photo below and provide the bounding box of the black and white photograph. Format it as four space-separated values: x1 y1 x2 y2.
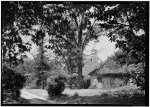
1 1 149 106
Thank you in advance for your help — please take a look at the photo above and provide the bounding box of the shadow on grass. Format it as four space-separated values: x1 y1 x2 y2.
47 89 145 105
19 98 51 104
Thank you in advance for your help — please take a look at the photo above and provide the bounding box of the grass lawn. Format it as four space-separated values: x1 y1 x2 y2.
47 89 145 105
5 88 145 105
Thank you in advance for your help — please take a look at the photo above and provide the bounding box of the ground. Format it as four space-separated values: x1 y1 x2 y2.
18 85 145 105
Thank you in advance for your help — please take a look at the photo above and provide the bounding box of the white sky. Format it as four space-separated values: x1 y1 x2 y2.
84 36 118 61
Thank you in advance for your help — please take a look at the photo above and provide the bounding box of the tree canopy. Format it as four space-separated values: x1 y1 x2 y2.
98 2 148 64
2 1 148 89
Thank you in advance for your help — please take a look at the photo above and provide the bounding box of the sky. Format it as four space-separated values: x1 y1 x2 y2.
84 36 118 62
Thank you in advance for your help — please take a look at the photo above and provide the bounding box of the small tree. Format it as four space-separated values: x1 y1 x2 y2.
33 30 51 89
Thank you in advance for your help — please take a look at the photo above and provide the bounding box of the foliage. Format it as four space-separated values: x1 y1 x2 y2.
6 2 107 88
96 3 147 90
82 77 91 89
2 2 32 103
127 63 145 90
2 7 29 102
43 4 105 88
2 2 147 90
2 65 26 102
21 56 68 89
97 2 147 64
47 76 66 97
113 50 128 66
61 49 78 88
67 73 78 89
34 45 51 89
2 26 30 68
97 2 147 61
72 92 79 98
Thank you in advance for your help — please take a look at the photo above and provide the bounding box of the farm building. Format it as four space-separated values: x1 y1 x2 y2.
82 49 132 89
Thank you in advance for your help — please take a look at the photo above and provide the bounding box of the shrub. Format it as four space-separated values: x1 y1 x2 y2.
68 74 78 89
82 77 91 89
47 76 66 97
2 66 26 102
128 63 145 90
72 92 79 98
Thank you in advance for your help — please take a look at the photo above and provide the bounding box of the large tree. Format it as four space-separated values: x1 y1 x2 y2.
34 30 51 89
1 2 118 89
42 4 107 88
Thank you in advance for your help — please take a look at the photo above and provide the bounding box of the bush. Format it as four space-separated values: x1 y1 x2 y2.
72 92 79 98
67 74 78 89
2 66 26 102
82 77 91 89
127 63 145 90
47 76 66 97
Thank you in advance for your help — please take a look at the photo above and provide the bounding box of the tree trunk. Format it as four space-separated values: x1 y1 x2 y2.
68 66 73 89
77 55 83 89
69 77 73 89
42 72 44 89
77 15 83 89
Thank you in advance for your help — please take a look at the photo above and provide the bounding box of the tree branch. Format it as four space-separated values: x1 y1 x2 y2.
115 22 129 27
71 8 78 27
82 18 97 49
27 51 36 60
55 34 75 47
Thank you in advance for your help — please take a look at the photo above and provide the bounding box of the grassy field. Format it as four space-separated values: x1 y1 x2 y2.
49 89 145 105
17 88 145 105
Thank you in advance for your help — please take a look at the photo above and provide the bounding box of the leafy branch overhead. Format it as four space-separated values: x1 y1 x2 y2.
97 3 147 64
